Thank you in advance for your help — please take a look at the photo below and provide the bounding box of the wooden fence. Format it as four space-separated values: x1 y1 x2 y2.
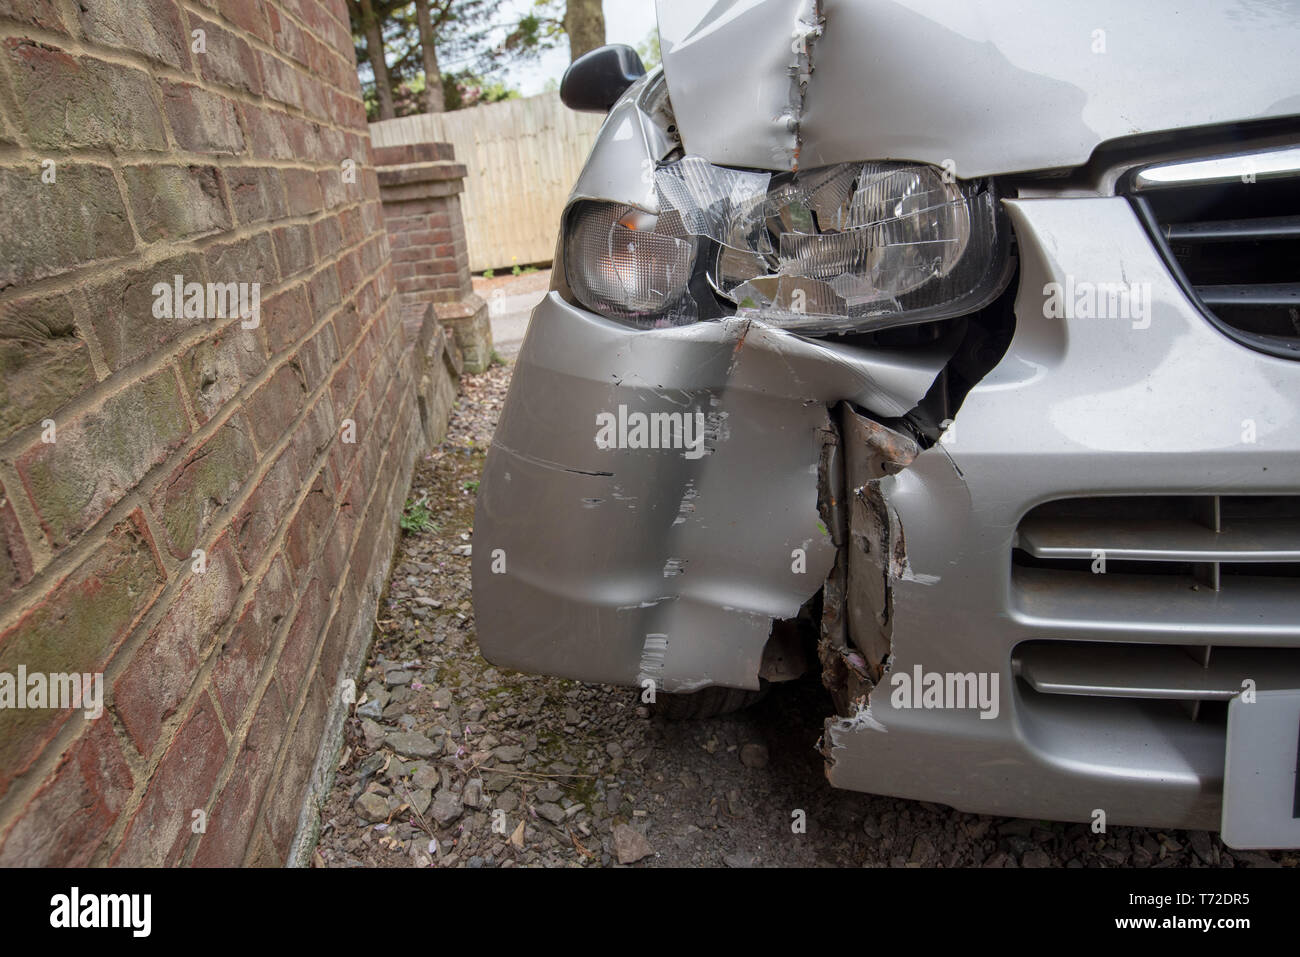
370 92 605 272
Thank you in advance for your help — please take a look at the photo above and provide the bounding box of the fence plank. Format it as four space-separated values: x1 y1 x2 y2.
370 92 604 273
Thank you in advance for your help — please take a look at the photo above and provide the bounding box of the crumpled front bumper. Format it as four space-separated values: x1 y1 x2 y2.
473 194 1300 829
471 295 952 693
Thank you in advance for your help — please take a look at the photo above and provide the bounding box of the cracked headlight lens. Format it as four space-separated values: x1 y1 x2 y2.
564 157 1009 333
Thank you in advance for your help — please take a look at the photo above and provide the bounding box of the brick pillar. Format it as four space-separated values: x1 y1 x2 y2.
374 143 493 374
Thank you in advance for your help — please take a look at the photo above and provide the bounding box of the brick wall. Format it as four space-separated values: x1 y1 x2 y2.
0 0 426 865
373 142 493 373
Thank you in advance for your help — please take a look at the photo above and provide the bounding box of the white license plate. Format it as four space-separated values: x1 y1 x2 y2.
1221 688 1300 849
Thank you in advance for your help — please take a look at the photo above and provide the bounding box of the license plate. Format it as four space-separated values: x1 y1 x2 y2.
1221 688 1300 849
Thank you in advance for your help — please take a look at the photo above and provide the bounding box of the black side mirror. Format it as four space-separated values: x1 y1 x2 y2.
560 44 646 113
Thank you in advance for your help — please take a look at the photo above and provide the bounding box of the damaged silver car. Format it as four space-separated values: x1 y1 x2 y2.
473 0 1300 849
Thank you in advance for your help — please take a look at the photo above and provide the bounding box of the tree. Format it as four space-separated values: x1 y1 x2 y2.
350 0 511 121
506 0 606 64
562 0 605 62
355 0 395 119
413 0 446 112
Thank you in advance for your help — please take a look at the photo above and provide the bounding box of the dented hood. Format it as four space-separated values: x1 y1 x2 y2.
657 0 1300 177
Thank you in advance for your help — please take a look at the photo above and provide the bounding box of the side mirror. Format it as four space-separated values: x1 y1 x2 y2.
560 44 646 113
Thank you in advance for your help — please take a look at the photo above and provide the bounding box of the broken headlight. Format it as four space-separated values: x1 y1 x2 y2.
563 156 1010 333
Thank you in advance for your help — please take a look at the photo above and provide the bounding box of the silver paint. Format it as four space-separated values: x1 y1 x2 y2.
824 196 1300 829
658 0 1300 176
472 300 953 693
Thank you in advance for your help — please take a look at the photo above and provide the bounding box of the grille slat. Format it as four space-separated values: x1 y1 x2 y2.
1015 641 1300 702
1012 495 1300 642
1132 149 1300 357
1194 282 1300 307
1018 512 1300 563
1166 214 1300 243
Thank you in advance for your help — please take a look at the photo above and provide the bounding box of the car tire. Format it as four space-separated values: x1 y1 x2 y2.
649 684 768 720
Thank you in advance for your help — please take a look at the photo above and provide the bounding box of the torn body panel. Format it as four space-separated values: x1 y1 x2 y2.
656 0 822 172
819 197 1300 830
658 0 1300 177
816 405 920 717
472 295 953 694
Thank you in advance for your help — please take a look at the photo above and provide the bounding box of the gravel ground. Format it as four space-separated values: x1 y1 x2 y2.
313 358 1297 869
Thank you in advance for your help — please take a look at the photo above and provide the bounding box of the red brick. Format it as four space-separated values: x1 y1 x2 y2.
267 7 308 66
114 534 241 756
114 695 227 865
282 167 325 217
0 480 32 603
192 686 285 866
257 49 300 108
0 292 96 445
285 471 334 578
204 231 279 288
318 165 351 208
331 299 362 350
307 263 342 316
0 0 68 32
262 284 313 356
211 556 292 725
0 512 164 795
320 474 357 582
311 214 343 259
0 163 134 288
77 252 206 372
226 166 287 225
237 103 295 160
161 81 245 154
122 164 231 243
17 366 190 550
233 447 296 571
176 322 265 425
0 719 132 866
266 669 329 857
244 359 308 452
297 324 340 391
192 16 263 96
273 223 314 278
291 396 337 485
274 577 326 704
76 0 190 70
149 414 257 559
2 39 168 152
217 0 271 43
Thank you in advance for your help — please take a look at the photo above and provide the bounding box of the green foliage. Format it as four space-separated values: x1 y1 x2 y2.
482 268 494 279
400 498 434 534
636 27 661 70
351 0 528 121
442 72 520 111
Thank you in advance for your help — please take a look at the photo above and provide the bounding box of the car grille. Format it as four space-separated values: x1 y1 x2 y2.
1010 494 1300 718
1015 494 1300 588
1014 639 1300 720
1130 147 1300 359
